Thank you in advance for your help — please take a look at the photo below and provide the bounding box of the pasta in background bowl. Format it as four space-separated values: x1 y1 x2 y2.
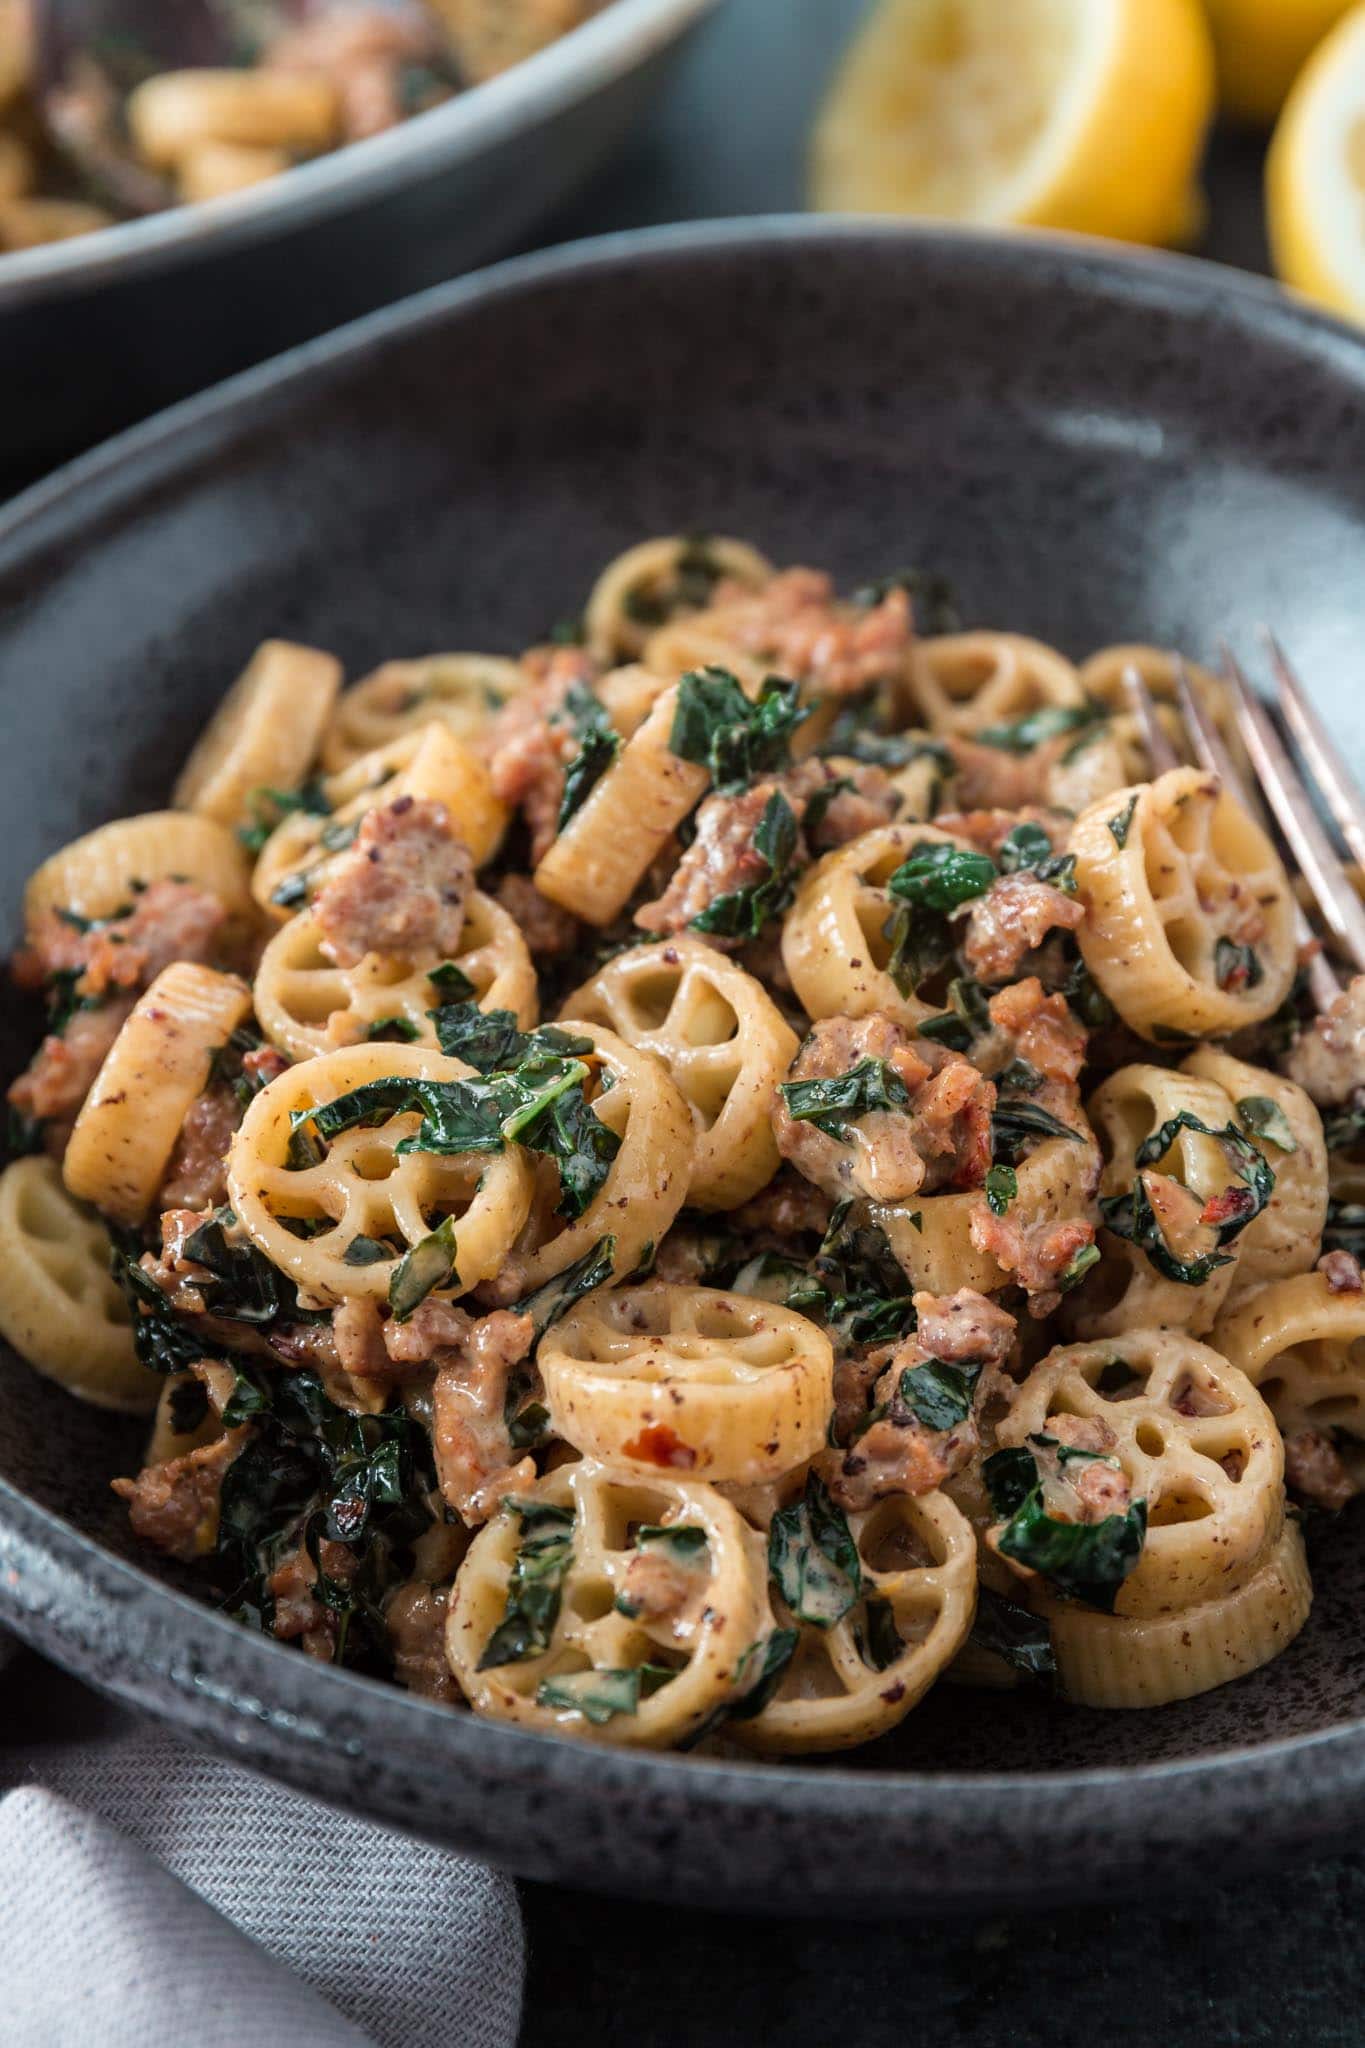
3 221 1365 1908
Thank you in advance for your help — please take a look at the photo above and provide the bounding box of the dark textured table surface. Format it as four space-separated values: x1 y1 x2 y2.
13 3 1360 2042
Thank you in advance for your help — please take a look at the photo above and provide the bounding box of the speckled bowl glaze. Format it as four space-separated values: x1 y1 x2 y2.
3 221 1365 1912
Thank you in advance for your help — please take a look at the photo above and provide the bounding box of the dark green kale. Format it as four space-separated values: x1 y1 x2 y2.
622 536 728 627
850 567 962 635
1235 1095 1297 1154
556 683 620 831
975 703 1103 754
179 1210 281 1324
916 975 994 1053
511 1235 618 1340
535 1665 675 1724
388 1215 458 1320
1214 936 1264 993
896 1357 981 1431
217 1366 438 1673
996 822 1077 893
1324 1201 1365 1260
887 842 997 912
1107 793 1139 849
982 1445 1146 1612
984 1163 1017 1216
991 1100 1084 1164
854 1595 904 1672
968 1585 1056 1682
364 1015 421 1043
883 843 996 998
669 667 809 791
691 790 802 940
237 778 331 856
779 1056 911 1138
768 1471 862 1627
477 1498 575 1668
1135 1112 1274 1242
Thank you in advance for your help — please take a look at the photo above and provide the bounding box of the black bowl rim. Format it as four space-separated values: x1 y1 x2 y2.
6 216 1365 1892
0 0 719 311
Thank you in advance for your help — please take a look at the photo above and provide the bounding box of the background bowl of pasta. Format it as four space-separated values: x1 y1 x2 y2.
4 218 1365 1911
0 0 718 476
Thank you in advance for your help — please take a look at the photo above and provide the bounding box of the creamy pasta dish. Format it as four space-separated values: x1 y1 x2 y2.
4 535 1360 1753
0 0 608 253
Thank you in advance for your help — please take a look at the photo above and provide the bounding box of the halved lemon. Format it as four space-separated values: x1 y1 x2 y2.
809 0 1216 250
1268 2 1365 317
1206 0 1355 128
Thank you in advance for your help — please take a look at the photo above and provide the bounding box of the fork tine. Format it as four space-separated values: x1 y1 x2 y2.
1222 645 1365 974
1261 628 1365 873
1174 658 1239 785
1121 663 1181 774
1177 659 1342 1008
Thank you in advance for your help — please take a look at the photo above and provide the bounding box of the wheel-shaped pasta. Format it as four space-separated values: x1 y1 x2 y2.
23 811 254 929
446 1462 764 1747
1079 645 1248 791
254 893 536 1061
561 936 797 1209
488 1022 694 1298
781 823 974 1026
1082 1064 1254 1337
143 1363 235 1468
1036 1522 1311 1708
172 640 342 826
584 535 772 665
1071 766 1295 1039
252 720 506 917
226 1042 535 1307
871 1133 1099 1298
63 963 252 1225
1183 1048 1328 1304
540 1285 834 1484
319 654 527 773
733 1488 977 1754
907 632 1084 737
1215 1270 1365 1494
1042 724 1130 814
0 1157 156 1413
532 683 709 926
996 1331 1284 1619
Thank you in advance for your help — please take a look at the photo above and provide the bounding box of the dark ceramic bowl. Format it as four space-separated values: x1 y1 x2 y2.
3 220 1365 1913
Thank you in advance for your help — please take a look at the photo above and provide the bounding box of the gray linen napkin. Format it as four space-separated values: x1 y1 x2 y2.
0 1667 525 2048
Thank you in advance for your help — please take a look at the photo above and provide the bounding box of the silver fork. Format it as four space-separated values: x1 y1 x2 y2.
1120 650 1364 1016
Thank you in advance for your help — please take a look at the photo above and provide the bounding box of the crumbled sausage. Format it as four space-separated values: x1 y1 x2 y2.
12 878 227 1003
313 796 473 966
386 1579 461 1703
689 568 912 698
963 872 1085 982
494 873 581 959
383 1303 536 1523
773 1011 994 1202
1319 1249 1364 1294
111 1430 245 1561
1286 975 1365 1107
1283 1427 1355 1512
268 1539 359 1661
485 649 598 863
159 1085 240 1211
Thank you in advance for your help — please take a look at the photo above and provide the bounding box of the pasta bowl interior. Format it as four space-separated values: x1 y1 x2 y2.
4 222 1365 1912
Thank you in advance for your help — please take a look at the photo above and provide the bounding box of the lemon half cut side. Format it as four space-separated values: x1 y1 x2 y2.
1268 1 1365 320
810 0 1215 251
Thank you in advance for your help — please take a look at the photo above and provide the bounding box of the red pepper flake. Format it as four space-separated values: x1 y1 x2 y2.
1200 1187 1255 1230
622 1424 697 1469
